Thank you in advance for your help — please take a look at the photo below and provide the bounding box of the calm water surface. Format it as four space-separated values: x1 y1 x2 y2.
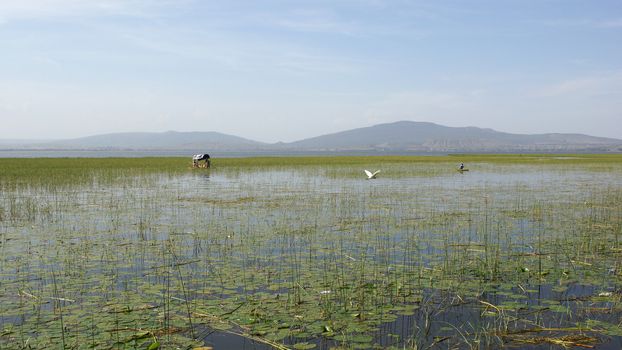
1 162 621 349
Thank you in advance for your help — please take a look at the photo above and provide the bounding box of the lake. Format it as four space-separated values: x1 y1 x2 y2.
1 155 621 349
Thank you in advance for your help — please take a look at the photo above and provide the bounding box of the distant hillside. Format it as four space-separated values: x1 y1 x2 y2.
1 121 621 154
41 131 267 150
284 121 622 152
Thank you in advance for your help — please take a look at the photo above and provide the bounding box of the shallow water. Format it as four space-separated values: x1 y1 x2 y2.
1 161 621 349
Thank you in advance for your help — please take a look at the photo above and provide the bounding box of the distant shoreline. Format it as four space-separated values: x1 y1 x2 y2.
1 149 620 158
0 149 448 158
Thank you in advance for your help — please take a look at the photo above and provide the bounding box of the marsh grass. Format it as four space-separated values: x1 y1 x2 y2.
1 155 621 349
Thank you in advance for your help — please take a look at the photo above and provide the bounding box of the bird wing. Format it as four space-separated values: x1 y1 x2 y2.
364 170 373 178
372 170 381 177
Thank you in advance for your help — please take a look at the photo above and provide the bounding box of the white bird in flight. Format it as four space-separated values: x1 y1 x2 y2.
364 169 381 179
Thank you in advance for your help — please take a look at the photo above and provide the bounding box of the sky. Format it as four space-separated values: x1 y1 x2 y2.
0 0 621 143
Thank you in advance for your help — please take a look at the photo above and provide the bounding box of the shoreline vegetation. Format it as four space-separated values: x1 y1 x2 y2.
1 154 621 349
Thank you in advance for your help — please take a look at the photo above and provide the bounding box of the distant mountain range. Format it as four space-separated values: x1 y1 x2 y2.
284 121 622 152
2 121 621 154
44 131 266 150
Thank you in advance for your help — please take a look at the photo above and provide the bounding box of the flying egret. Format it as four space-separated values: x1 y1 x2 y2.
364 169 381 179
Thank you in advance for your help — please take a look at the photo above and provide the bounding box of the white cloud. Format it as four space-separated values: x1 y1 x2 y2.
0 0 185 22
533 71 622 98
598 17 622 28
275 51 359 75
540 17 622 29
267 8 358 36
367 90 481 116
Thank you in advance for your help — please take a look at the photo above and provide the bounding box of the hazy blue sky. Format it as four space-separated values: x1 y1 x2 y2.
1 0 621 142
